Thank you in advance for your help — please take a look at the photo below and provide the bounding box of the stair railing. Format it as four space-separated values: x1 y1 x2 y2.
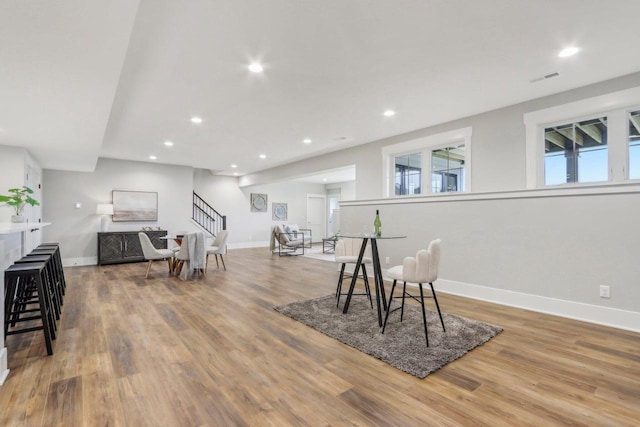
192 192 226 236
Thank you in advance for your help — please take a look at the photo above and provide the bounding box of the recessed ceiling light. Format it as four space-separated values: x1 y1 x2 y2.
259 154 266 159
383 110 396 117
303 139 312 144
248 63 264 73
190 116 203 124
149 155 157 160
558 47 579 58
164 141 174 147
322 178 327 182
230 164 238 168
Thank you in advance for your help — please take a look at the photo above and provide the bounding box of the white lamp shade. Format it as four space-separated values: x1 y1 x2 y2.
96 203 114 215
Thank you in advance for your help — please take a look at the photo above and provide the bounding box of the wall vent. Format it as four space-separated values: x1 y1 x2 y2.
530 72 560 83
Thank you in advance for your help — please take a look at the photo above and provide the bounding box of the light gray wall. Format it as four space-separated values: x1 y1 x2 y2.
341 192 640 313
42 158 198 263
193 169 327 246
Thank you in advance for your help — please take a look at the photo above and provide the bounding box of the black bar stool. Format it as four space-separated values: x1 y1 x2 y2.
31 246 66 297
25 250 64 308
16 255 62 320
4 262 56 355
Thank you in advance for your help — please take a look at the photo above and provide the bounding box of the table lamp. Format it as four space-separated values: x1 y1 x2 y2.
96 203 114 232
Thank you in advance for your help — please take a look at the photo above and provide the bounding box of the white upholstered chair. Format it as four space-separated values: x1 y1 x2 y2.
206 230 229 271
334 238 373 308
138 232 175 279
382 239 444 347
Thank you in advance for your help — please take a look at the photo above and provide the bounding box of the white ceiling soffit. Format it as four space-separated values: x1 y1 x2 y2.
0 1 140 171
293 165 356 184
3 1 640 173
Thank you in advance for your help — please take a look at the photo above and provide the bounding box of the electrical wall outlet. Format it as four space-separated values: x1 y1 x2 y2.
385 257 390 265
599 285 610 298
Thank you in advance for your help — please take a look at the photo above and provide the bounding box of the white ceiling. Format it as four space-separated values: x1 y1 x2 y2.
2 1 640 177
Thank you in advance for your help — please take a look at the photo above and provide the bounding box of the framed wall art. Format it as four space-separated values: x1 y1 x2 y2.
250 193 268 212
272 202 288 221
112 190 158 222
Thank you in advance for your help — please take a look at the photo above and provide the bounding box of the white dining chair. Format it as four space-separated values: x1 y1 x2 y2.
138 232 175 279
334 238 373 308
382 239 444 347
206 230 229 271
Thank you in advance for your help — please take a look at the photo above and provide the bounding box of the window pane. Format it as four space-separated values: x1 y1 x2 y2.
431 145 465 192
629 110 640 179
544 117 607 185
395 153 422 195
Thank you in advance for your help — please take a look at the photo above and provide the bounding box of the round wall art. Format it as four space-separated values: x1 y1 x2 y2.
250 193 268 212
272 202 288 220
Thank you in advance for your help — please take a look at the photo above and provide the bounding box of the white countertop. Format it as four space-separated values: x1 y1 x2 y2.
0 222 51 235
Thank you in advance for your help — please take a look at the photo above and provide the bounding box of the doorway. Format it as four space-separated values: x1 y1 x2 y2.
306 194 326 243
327 195 340 236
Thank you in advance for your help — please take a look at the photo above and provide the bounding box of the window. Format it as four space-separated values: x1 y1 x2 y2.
382 127 472 197
432 145 465 192
544 117 608 185
395 153 422 195
524 86 640 188
629 110 640 180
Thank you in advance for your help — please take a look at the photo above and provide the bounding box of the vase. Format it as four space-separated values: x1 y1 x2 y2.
11 215 26 223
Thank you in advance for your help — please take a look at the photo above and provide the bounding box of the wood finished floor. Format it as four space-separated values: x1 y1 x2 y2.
2 247 639 426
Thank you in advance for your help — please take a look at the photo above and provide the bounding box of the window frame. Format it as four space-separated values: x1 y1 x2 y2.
627 109 640 180
382 127 472 198
524 86 640 189
542 112 610 186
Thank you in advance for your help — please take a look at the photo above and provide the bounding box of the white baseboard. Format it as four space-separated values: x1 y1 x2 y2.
62 256 97 267
0 347 9 386
436 278 640 333
228 241 269 249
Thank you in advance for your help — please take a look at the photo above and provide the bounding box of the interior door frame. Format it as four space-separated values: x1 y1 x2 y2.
306 194 327 243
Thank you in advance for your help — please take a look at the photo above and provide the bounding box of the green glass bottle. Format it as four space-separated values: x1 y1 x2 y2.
374 210 382 237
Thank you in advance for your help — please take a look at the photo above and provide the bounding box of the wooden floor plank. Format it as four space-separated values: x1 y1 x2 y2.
2 247 639 426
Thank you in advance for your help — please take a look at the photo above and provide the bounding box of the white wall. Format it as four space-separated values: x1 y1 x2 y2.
0 145 28 222
341 189 640 331
43 158 198 265
193 170 327 246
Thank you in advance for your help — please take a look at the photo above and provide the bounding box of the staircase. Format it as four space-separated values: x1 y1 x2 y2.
192 192 226 236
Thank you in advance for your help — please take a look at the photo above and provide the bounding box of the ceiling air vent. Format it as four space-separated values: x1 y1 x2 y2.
530 72 559 83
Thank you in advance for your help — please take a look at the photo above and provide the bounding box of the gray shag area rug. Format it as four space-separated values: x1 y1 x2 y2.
274 294 502 378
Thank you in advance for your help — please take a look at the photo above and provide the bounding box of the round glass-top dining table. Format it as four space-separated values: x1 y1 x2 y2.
338 233 406 327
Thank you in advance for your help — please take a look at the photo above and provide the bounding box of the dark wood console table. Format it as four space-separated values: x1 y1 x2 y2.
97 230 167 265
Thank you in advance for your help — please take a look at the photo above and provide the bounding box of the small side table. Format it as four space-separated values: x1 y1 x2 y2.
322 237 338 253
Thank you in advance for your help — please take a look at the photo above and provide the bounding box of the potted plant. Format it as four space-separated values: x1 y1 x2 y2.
0 186 40 223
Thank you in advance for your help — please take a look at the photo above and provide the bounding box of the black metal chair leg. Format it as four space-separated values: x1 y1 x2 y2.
400 281 407 322
361 264 373 308
382 280 397 333
418 283 430 347
430 282 445 331
336 263 346 306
